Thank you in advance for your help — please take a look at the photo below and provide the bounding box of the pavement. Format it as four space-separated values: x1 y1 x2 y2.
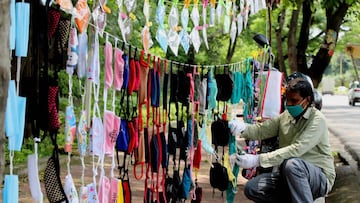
4 95 360 203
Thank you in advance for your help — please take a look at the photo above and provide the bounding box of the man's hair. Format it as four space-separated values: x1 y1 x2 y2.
286 77 314 103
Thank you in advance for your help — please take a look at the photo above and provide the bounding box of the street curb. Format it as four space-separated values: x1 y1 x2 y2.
328 126 360 169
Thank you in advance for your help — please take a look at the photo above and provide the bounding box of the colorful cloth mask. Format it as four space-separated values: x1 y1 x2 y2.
92 6 107 37
142 0 153 53
122 53 129 89
207 68 218 112
190 4 201 53
78 186 88 203
64 174 79 203
77 110 87 157
243 0 249 29
88 33 100 84
199 77 207 115
124 0 136 41
168 4 180 56
230 9 237 45
104 110 120 155
216 0 225 25
75 0 90 33
66 26 79 75
87 182 99 203
98 175 110 203
139 51 150 105
237 12 244 36
180 6 190 54
114 46 124 90
156 0 168 53
77 31 88 79
202 0 209 49
117 0 128 43
104 38 113 89
110 178 120 202
64 105 77 153
223 0 232 34
209 0 216 27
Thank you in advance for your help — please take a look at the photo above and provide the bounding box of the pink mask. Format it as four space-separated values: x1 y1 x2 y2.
104 110 120 155
98 175 110 203
113 47 124 91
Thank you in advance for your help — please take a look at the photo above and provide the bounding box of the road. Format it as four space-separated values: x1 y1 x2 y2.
321 94 360 169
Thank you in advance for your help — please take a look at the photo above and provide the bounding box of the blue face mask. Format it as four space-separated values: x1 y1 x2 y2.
285 99 306 118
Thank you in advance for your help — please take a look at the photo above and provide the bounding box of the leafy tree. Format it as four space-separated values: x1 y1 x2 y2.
270 0 359 87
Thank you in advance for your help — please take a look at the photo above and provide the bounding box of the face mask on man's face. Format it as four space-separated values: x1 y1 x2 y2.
285 98 306 118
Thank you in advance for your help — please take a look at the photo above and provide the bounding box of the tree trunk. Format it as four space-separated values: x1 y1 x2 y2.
287 1 302 73
296 0 313 75
309 2 350 87
275 8 286 73
226 33 238 64
0 0 11 188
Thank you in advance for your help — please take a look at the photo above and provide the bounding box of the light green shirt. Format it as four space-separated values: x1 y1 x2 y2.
242 106 336 190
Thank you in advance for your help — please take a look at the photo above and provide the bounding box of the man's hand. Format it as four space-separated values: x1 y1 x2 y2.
228 120 246 136
230 154 260 169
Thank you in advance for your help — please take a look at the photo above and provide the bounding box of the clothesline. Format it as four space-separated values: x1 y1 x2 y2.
87 20 247 69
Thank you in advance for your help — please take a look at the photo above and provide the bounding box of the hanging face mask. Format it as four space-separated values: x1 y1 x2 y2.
216 0 224 25
223 1 231 34
156 3 168 53
64 174 79 202
285 99 306 118
87 182 99 203
114 47 124 91
3 174 19 203
93 6 107 37
15 1 30 57
77 110 87 157
209 0 216 27
98 175 110 203
190 5 201 53
75 0 90 33
156 28 168 53
89 116 104 156
122 17 133 42
237 13 243 36
180 7 190 54
65 105 77 153
78 186 88 203
168 5 180 56
104 110 120 155
168 29 180 56
77 32 88 79
28 154 43 203
66 27 79 75
88 33 100 84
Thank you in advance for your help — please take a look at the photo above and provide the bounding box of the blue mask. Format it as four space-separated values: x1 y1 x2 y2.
285 99 305 118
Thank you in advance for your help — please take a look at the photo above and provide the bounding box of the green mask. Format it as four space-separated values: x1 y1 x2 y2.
285 99 305 118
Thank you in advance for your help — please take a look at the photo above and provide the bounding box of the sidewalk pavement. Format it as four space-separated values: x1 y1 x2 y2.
9 127 358 203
